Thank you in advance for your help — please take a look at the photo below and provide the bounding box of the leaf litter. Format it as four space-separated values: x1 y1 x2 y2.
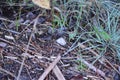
0 0 120 80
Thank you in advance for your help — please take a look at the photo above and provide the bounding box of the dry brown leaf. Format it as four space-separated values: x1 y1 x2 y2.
32 0 51 9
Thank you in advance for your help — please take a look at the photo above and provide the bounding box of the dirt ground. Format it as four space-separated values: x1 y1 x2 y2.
0 1 120 80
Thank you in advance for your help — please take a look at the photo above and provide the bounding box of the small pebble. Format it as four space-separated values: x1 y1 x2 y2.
56 37 66 46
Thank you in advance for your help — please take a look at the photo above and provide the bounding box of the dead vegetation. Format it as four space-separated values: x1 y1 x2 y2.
0 0 120 80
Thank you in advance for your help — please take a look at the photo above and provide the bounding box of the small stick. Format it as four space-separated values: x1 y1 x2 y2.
38 54 61 80
0 67 16 79
53 65 66 80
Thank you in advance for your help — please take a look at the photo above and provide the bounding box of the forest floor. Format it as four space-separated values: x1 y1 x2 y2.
0 0 120 80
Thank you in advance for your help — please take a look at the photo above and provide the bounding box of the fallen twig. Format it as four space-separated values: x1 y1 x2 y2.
53 65 66 80
0 67 16 79
0 38 37 54
16 11 42 80
38 54 61 80
79 43 120 76
81 59 105 77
